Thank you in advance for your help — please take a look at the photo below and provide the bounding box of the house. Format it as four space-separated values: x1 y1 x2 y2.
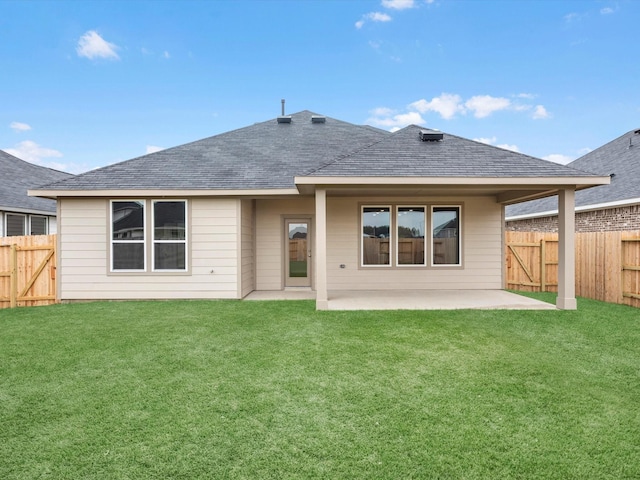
506 128 640 232
31 110 609 310
1 149 73 237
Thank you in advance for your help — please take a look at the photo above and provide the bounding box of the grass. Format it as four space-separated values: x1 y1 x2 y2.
1 294 639 479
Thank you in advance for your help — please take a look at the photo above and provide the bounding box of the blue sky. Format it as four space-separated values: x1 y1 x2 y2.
1 0 638 174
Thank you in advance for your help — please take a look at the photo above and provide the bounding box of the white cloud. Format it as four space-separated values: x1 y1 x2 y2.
10 121 32 132
544 153 574 165
5 140 63 165
163 51 170 59
515 93 536 100
410 93 465 120
464 95 511 118
578 147 592 156
473 136 519 152
474 136 498 145
382 0 415 10
356 11 392 28
367 108 425 130
600 7 615 14
532 105 550 119
497 143 520 152
76 30 120 60
564 12 580 22
146 145 165 154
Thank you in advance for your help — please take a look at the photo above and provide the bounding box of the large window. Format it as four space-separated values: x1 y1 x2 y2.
152 201 186 271
362 207 391 266
111 200 188 272
432 206 460 266
361 204 461 268
397 207 426 266
112 201 146 271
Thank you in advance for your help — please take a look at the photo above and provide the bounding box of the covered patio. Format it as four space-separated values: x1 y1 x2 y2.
244 289 556 310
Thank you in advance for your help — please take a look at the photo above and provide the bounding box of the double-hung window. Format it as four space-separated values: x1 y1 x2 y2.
30 216 48 235
152 200 186 271
111 200 188 272
111 201 146 271
5 213 26 236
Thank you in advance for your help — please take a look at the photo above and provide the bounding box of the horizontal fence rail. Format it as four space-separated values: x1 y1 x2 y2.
0 234 57 309
506 230 640 309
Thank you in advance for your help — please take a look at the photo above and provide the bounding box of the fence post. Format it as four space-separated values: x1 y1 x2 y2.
540 239 546 292
9 244 17 308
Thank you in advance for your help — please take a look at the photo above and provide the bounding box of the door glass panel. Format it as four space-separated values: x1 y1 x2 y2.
288 222 308 278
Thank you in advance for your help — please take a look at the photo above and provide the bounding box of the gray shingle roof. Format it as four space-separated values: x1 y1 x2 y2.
41 111 390 191
506 128 640 217
306 125 599 178
0 150 73 213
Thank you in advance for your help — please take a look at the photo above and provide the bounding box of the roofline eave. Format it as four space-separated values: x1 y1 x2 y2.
28 188 302 199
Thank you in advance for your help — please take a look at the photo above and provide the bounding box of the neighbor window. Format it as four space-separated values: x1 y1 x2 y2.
432 206 460 266
396 207 426 266
362 206 391 266
5 213 26 237
30 216 48 235
152 201 186 271
111 200 146 271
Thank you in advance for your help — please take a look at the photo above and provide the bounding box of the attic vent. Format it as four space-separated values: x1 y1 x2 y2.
635 129 640 135
420 130 443 142
277 116 292 124
311 116 326 123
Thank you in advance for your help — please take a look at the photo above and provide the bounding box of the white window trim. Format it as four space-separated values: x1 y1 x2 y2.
431 205 462 267
151 200 188 272
30 215 49 235
5 213 26 237
361 205 392 268
396 206 427 267
110 199 146 272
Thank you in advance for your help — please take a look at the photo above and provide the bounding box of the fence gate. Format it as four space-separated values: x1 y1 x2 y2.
0 235 57 309
505 234 558 293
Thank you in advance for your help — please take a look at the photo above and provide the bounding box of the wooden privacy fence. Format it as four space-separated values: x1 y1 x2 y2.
506 230 640 308
0 234 57 309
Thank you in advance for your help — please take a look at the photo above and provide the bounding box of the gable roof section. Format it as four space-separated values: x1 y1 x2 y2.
0 150 73 214
36 111 389 193
506 128 640 218
303 125 599 178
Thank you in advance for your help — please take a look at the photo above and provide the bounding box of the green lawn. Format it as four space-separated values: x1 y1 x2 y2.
1 294 639 479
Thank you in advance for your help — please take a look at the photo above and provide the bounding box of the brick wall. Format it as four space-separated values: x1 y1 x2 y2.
506 204 640 233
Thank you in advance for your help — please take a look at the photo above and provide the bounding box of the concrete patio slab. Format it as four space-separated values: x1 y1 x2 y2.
244 289 556 310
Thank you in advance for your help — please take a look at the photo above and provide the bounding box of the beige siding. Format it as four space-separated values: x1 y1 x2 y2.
254 195 502 292
326 196 503 291
240 199 255 297
255 197 315 290
58 197 241 300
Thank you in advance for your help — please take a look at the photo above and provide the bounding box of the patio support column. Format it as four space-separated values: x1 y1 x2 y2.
556 188 577 310
315 187 328 310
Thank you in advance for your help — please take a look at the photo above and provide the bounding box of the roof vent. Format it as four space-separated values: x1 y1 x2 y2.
277 116 292 124
311 116 326 124
420 130 443 142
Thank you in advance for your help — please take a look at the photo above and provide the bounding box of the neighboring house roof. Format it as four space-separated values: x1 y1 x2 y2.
0 149 73 214
37 111 389 192
306 125 597 178
506 128 640 219
32 111 608 202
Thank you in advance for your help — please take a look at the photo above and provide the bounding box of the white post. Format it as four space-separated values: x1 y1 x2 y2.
556 188 577 310
315 188 328 310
